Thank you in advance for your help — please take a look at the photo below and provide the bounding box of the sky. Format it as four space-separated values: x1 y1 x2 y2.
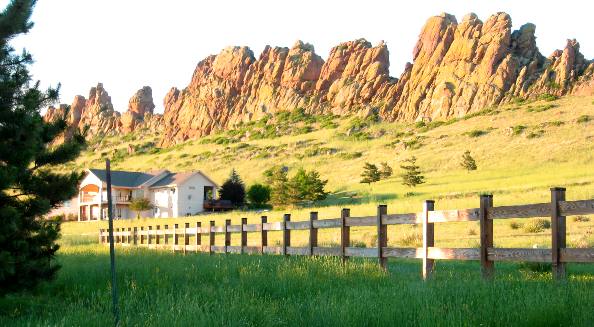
3 0 593 113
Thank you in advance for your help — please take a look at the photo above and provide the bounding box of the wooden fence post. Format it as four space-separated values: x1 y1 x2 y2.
551 187 567 280
173 224 178 253
377 205 388 270
261 216 268 254
422 200 435 280
133 227 137 245
225 219 231 254
480 194 494 279
184 223 189 254
148 226 152 245
241 218 248 254
140 226 145 245
114 228 119 243
195 222 201 253
309 212 318 256
209 221 215 255
283 214 291 256
156 225 161 246
99 229 103 244
127 227 132 244
341 208 350 265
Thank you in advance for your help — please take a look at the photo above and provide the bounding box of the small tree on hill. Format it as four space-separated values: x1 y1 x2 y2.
460 150 477 171
129 198 154 219
247 183 271 208
379 162 393 179
219 169 246 207
288 168 328 204
0 0 85 295
400 156 425 188
360 163 381 184
264 166 290 206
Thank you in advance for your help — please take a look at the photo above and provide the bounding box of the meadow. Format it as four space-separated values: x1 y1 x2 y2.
1 235 594 326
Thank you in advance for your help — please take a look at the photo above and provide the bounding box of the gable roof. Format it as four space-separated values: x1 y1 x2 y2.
149 171 219 188
88 169 168 188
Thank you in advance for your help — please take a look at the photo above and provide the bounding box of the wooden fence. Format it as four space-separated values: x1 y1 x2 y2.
99 188 594 279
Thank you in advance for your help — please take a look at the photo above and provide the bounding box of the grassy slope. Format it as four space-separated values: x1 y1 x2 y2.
1 238 594 326
61 95 594 248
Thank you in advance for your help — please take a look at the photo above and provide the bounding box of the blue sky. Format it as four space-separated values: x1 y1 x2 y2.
4 0 592 113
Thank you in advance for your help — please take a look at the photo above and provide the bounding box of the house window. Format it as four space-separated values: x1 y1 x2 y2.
204 186 214 200
188 194 192 200
189 186 196 190
116 207 122 218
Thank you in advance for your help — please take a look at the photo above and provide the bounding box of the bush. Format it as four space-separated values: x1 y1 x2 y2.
537 93 558 102
511 125 527 136
338 152 363 160
464 129 488 138
522 219 551 233
526 130 544 139
246 184 271 207
577 115 591 123
527 104 557 112
573 215 591 222
509 221 523 230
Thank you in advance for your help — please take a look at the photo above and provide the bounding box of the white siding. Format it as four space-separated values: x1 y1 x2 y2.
176 173 217 216
150 187 177 218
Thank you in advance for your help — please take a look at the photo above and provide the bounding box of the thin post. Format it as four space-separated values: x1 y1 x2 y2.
422 200 435 280
341 208 350 265
173 224 178 253
156 225 161 246
99 229 103 244
551 187 567 280
133 227 137 245
480 194 494 279
184 223 189 254
163 225 168 246
195 222 201 253
105 159 119 326
283 214 290 256
140 226 144 245
309 212 318 256
209 221 215 255
128 227 132 244
261 216 268 254
148 226 153 245
241 218 248 254
225 219 231 254
377 205 388 270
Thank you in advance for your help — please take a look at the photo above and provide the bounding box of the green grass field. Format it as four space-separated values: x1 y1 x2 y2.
1 236 594 326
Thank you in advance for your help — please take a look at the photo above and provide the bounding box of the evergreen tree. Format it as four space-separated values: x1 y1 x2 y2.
219 169 246 207
360 162 381 184
0 0 85 295
264 166 290 206
460 150 477 171
400 156 425 188
379 162 393 179
288 168 328 203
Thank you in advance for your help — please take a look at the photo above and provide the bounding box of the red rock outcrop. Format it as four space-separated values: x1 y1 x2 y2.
47 12 593 147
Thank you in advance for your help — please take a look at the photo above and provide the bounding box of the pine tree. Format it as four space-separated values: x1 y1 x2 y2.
219 169 246 207
360 163 381 184
400 156 425 188
379 162 393 179
0 0 85 295
460 150 477 171
288 168 328 204
264 166 290 206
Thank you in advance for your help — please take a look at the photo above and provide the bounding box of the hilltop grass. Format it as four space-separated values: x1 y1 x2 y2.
1 237 594 326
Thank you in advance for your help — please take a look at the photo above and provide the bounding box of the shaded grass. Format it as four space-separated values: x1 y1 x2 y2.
1 242 594 326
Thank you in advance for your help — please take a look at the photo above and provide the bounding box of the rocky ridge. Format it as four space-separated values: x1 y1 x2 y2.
45 12 594 146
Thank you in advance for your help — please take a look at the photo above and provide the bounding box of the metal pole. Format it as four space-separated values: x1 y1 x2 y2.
106 159 120 326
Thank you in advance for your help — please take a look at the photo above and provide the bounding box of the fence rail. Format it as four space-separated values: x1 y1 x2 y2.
99 188 594 279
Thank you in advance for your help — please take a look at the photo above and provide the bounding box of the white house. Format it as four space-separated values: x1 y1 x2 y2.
77 169 218 221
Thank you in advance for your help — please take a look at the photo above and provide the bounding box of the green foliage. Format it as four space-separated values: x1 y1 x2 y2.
464 129 488 138
522 219 551 233
338 152 363 160
379 162 393 179
577 115 591 123
400 156 425 188
511 125 527 136
264 166 290 206
219 169 246 207
526 130 544 139
129 198 154 219
0 0 85 295
572 215 590 223
360 163 381 184
460 150 477 171
537 93 559 102
526 104 557 113
509 221 523 230
246 183 271 207
288 168 328 203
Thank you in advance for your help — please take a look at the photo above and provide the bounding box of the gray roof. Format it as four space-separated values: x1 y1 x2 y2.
149 172 196 188
89 169 167 188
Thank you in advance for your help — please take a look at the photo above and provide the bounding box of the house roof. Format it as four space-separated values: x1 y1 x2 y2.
87 169 218 188
88 169 167 188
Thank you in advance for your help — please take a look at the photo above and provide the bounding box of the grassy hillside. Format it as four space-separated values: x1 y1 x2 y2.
60 94 594 249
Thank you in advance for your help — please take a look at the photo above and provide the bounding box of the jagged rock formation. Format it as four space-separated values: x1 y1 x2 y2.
45 12 594 147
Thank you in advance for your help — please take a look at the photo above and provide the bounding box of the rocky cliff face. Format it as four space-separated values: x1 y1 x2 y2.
46 12 594 147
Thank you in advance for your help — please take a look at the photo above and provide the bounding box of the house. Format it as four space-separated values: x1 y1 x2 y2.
77 169 218 221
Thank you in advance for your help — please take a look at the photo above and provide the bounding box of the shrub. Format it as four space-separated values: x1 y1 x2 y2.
509 221 523 230
527 104 557 112
403 137 423 149
464 129 488 138
537 93 558 102
338 152 363 160
351 240 367 248
511 125 527 136
246 183 271 207
522 219 551 233
360 163 381 184
400 156 425 188
526 130 544 139
577 115 591 123
460 150 477 171
573 215 590 223
379 162 393 179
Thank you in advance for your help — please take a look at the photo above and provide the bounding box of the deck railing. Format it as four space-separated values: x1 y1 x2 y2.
99 187 594 280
